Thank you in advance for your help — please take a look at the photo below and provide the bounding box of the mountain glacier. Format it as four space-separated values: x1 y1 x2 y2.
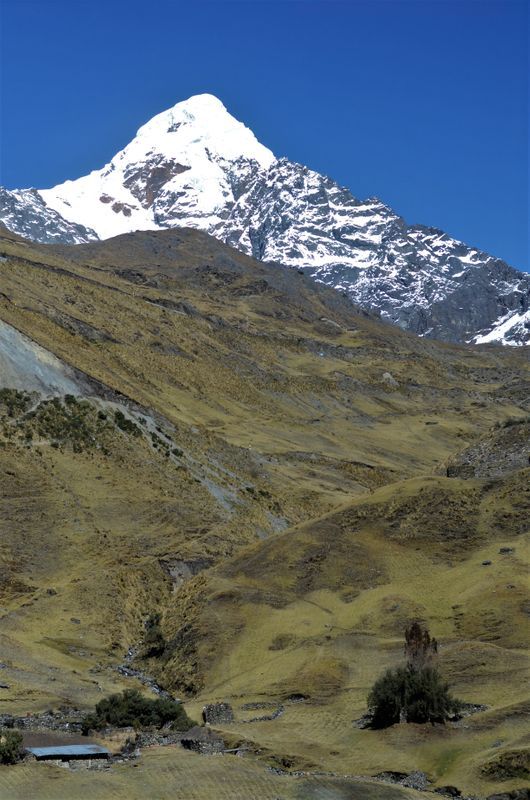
2 94 528 346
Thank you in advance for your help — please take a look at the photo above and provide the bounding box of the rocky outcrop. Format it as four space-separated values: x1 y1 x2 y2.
446 419 530 479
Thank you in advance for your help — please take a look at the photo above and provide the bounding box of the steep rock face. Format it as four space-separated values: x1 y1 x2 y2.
0 187 98 244
1 94 528 345
216 159 530 344
217 158 395 267
0 318 84 395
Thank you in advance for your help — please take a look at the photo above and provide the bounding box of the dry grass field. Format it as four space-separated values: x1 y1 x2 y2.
0 225 528 797
0 746 437 800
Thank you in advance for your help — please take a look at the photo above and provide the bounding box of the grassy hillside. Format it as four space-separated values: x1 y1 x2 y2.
0 746 435 800
173 469 528 796
0 225 528 797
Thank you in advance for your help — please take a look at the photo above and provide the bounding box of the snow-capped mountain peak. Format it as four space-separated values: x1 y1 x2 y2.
39 94 275 239
132 93 275 166
2 93 528 346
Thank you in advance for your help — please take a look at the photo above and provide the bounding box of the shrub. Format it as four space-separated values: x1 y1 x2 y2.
20 396 111 452
368 666 406 728
367 623 461 729
142 613 166 658
81 689 194 734
0 389 32 418
368 664 461 729
0 729 23 764
114 410 141 436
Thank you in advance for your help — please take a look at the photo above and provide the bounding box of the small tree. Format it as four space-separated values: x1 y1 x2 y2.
0 730 23 764
404 622 438 669
368 666 408 728
367 625 460 729
404 666 457 724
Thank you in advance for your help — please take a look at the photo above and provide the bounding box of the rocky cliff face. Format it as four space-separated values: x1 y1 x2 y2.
215 158 529 345
2 94 528 345
0 187 97 244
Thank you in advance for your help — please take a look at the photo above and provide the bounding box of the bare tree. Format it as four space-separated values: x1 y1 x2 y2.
404 622 438 670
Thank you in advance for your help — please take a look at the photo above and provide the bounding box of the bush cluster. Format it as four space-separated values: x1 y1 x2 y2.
0 392 148 454
0 389 33 417
367 623 461 729
368 664 460 728
29 396 107 452
81 689 194 734
114 410 141 437
1 394 111 453
0 729 23 764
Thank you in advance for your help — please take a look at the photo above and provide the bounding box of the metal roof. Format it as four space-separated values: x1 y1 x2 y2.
27 744 110 758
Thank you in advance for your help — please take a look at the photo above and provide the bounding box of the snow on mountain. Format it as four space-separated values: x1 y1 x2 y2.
473 308 530 347
0 187 97 244
40 94 274 239
218 158 397 267
215 158 529 345
1 93 528 345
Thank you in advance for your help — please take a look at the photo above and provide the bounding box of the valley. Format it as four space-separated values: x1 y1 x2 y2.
0 223 528 798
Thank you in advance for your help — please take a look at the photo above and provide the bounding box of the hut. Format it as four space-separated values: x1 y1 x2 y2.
180 726 224 755
26 744 110 764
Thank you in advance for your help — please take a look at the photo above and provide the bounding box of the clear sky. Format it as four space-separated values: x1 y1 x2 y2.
0 0 528 269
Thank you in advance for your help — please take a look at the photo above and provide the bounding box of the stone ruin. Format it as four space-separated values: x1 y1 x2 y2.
180 726 224 755
202 702 234 725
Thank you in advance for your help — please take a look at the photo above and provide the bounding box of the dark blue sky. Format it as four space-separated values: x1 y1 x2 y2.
1 0 528 269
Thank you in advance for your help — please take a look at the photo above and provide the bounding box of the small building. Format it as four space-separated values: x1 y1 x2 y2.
26 744 110 763
180 726 224 755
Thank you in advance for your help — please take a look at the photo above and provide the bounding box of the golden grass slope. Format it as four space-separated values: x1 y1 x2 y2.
174 471 528 796
1 226 527 485
0 225 528 796
0 746 433 800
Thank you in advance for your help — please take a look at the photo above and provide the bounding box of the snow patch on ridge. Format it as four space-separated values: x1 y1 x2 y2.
472 309 530 347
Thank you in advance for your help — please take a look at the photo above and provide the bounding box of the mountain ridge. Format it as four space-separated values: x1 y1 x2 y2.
1 93 528 346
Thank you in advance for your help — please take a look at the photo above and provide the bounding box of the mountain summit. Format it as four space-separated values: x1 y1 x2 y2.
1 94 528 345
40 94 275 240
